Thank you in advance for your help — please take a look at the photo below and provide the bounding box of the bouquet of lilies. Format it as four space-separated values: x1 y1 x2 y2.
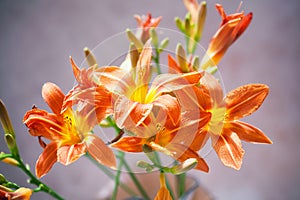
0 1 272 199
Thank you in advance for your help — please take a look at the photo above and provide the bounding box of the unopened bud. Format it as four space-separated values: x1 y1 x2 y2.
176 44 188 73
150 28 159 48
192 56 200 71
158 38 169 53
171 158 198 175
184 16 192 37
126 29 143 52
129 43 139 68
0 100 19 156
175 17 185 32
136 160 154 172
84 47 97 67
0 100 15 138
195 1 207 41
0 174 7 184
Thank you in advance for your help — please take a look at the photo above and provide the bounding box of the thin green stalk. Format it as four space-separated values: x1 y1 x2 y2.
106 116 150 199
176 172 186 197
86 153 137 196
153 49 162 75
153 152 175 200
122 160 151 200
15 157 64 200
112 151 125 200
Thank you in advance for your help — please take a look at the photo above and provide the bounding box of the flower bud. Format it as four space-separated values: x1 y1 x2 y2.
175 17 185 32
0 174 7 184
126 28 143 52
0 100 14 138
176 44 188 72
136 160 154 172
171 158 198 175
0 100 19 156
84 47 97 67
195 1 206 41
158 38 169 53
150 28 159 48
129 43 139 68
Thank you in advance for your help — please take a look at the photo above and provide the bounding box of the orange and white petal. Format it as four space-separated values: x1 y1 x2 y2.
23 108 62 140
114 95 153 131
212 131 245 170
167 54 182 74
150 71 203 99
57 143 87 165
135 40 152 86
11 187 32 200
170 111 211 151
200 72 224 106
153 94 181 127
35 142 58 178
226 121 272 144
225 84 269 120
85 134 116 169
154 173 172 200
94 66 134 95
42 82 64 115
150 142 209 172
111 136 146 152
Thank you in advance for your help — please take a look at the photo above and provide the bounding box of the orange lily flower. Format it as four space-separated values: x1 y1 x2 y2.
111 109 210 172
23 82 116 178
201 4 253 70
182 0 203 23
0 185 32 200
134 13 162 43
63 57 113 123
168 53 196 74
154 173 172 200
92 41 204 138
192 73 272 169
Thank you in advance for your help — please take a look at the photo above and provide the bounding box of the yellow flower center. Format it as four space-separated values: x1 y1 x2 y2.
57 111 83 146
207 105 226 135
130 84 156 104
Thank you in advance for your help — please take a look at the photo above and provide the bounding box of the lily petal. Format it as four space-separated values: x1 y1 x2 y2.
111 136 146 152
154 186 172 200
85 134 116 169
151 142 209 172
153 94 181 127
114 95 153 131
212 131 244 170
225 84 269 120
154 173 172 200
93 66 134 94
200 72 224 106
150 71 203 99
167 54 182 74
135 40 152 86
42 82 64 115
171 111 211 151
23 108 62 141
36 142 58 178
227 121 272 144
57 143 87 165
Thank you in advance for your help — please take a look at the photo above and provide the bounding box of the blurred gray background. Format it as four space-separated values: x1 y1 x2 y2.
0 0 300 199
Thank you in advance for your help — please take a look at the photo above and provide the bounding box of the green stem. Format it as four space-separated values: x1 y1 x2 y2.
153 49 162 75
106 116 150 199
112 151 125 200
86 153 137 196
176 172 186 197
122 160 151 200
153 152 175 200
15 157 64 200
